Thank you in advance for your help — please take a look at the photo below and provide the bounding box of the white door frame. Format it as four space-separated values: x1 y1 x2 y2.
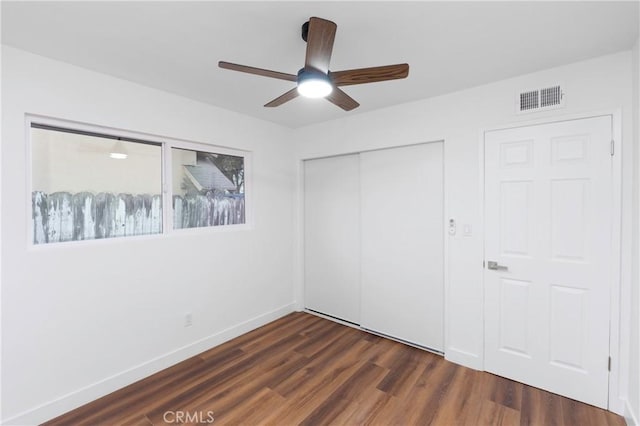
479 110 624 414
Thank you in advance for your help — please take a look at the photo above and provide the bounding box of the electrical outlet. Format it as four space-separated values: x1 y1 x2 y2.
184 312 193 327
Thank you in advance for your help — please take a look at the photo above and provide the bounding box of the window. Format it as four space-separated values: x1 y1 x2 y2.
171 147 245 229
30 120 248 245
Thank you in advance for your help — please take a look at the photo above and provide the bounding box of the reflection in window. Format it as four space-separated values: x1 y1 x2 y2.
171 148 245 229
31 125 162 244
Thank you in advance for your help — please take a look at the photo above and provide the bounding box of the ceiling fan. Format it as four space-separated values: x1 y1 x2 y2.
219 17 409 111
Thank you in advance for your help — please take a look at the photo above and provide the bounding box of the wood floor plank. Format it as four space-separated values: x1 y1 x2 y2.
300 362 387 425
488 373 523 411
195 312 313 361
376 344 429 398
269 328 365 398
238 313 322 354
263 341 379 424
430 366 486 426
520 385 565 426
183 352 310 424
44 312 626 426
323 400 361 426
390 356 459 425
117 414 154 426
293 320 349 358
561 395 626 426
145 336 307 423
359 392 401 425
340 388 393 425
365 335 406 369
212 386 286 426
456 369 494 426
478 400 521 426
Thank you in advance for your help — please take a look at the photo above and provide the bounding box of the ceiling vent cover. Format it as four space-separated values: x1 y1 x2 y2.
517 85 564 113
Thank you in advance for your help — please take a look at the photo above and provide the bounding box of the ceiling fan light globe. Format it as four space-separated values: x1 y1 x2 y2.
297 78 333 98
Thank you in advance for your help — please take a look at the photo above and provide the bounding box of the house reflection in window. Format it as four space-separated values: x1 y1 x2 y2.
172 148 245 229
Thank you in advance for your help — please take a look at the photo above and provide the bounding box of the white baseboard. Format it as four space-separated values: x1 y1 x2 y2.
445 346 482 371
626 398 639 426
3 303 296 425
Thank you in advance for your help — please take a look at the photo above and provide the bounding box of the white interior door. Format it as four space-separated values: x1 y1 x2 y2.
360 142 444 351
304 155 360 324
484 116 613 408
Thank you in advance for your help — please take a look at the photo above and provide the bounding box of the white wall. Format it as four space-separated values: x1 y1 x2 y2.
1 47 295 424
629 36 640 426
293 51 634 413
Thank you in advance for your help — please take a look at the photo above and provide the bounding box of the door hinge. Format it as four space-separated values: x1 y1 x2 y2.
610 140 615 156
608 356 612 371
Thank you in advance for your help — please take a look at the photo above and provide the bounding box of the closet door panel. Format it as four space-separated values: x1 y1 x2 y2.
304 155 360 324
360 143 444 350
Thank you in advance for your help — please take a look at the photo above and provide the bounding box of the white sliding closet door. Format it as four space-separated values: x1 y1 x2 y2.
304 155 360 324
360 142 444 351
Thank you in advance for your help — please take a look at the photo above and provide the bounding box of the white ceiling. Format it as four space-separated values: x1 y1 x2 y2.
2 1 639 128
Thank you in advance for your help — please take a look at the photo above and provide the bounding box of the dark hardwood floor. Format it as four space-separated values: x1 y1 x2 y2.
44 312 626 426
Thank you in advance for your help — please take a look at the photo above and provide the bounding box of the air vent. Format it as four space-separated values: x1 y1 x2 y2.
541 85 562 107
517 85 564 113
520 90 539 111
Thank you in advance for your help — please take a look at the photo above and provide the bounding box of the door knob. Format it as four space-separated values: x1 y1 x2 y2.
487 261 508 271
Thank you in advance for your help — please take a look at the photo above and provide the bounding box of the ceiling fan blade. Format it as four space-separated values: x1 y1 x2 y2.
330 63 409 86
326 87 359 111
264 87 299 107
219 61 297 82
305 17 337 73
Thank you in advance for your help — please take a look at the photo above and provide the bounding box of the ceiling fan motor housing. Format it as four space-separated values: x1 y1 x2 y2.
297 68 327 80
296 68 333 98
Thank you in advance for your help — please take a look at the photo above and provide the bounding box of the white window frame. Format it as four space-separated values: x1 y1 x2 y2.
164 139 252 234
26 114 252 247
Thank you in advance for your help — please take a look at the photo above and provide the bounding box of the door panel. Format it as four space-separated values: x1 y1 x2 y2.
499 277 531 357
549 284 587 371
360 142 444 351
304 155 360 324
484 116 612 408
500 180 532 256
